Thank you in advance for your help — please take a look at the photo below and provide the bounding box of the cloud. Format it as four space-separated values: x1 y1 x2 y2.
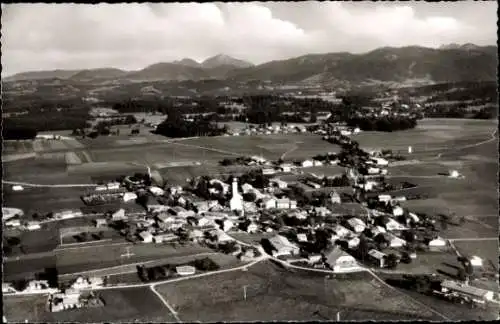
1 2 497 76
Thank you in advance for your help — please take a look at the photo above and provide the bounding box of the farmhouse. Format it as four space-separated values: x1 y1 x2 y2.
280 163 294 173
241 183 254 194
210 229 234 243
176 265 196 276
392 206 404 217
221 218 234 232
428 237 447 251
262 168 276 175
261 197 277 209
270 178 288 189
153 233 178 244
94 219 107 228
323 246 359 272
307 181 321 189
123 192 137 202
330 191 341 204
276 198 293 209
368 249 387 268
346 218 366 233
372 157 389 166
440 280 495 303
302 160 314 168
268 235 300 257
139 231 153 243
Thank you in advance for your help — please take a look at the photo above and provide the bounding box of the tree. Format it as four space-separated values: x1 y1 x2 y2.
124 114 138 124
243 192 257 202
457 268 467 281
386 253 399 269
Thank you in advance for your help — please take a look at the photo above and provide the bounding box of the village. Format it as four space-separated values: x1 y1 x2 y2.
3 123 498 314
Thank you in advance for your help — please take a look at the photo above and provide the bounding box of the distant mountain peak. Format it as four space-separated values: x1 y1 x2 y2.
201 54 254 69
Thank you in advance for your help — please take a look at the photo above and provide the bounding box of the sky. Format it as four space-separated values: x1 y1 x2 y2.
2 1 498 76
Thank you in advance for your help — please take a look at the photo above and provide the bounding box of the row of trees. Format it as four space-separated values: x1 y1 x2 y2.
346 116 418 132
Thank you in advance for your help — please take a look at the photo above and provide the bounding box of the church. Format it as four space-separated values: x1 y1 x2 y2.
229 178 244 216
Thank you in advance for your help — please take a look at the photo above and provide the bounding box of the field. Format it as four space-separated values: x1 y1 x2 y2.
3 287 177 323
155 261 440 322
453 240 499 273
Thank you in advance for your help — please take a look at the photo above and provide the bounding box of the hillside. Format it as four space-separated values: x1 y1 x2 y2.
3 45 497 85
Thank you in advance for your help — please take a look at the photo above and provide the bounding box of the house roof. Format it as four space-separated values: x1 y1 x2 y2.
347 217 365 227
441 280 492 298
324 246 354 265
368 249 386 259
269 235 298 251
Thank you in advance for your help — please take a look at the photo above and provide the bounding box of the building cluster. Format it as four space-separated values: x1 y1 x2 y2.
228 124 308 137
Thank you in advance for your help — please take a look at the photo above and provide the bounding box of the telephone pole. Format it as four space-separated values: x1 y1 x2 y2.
243 285 248 301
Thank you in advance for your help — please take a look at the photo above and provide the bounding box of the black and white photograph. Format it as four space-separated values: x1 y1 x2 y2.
2 1 499 322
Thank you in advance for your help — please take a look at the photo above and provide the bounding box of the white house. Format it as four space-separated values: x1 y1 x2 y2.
276 198 291 209
107 182 121 190
372 157 389 166
313 160 323 167
261 197 277 209
139 231 153 243
221 219 234 232
367 167 380 175
346 218 366 233
297 233 308 242
270 178 288 189
176 265 196 276
440 280 495 303
387 233 406 248
112 208 127 221
123 192 137 202
12 185 24 191
324 246 359 273
241 183 254 194
280 163 293 173
268 235 300 257
153 233 178 244
408 212 420 223
347 237 360 248
428 237 447 251
368 249 387 268
385 218 407 231
392 206 404 217
302 160 314 168
363 181 378 191
334 225 351 238
25 221 41 231
330 191 341 204
262 168 276 175
378 195 392 203
211 229 235 243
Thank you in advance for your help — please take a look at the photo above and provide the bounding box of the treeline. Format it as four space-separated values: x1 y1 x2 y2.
346 116 418 132
154 110 227 138
3 107 91 140
424 105 497 120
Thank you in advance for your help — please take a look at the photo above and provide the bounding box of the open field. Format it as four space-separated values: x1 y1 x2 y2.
54 243 212 275
453 240 499 273
2 287 177 323
155 261 439 322
356 118 496 155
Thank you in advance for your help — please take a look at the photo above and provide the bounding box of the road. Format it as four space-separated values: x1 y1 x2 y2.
448 237 498 242
2 180 98 188
427 129 498 161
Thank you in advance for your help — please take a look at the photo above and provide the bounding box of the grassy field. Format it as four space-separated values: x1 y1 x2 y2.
2 287 177 323
453 240 499 273
54 243 212 275
155 261 438 322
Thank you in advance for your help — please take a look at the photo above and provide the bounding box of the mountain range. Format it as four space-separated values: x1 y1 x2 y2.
3 44 497 85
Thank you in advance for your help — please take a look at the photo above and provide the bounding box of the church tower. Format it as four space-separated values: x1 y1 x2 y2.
230 177 244 216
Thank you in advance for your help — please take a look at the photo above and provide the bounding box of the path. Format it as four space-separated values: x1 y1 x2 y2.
169 141 241 157
150 285 182 323
448 237 498 242
428 129 497 161
280 143 299 160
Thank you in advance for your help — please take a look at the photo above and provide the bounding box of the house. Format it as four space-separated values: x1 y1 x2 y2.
169 206 195 218
408 212 420 224
241 183 254 194
280 163 293 173
94 219 107 228
428 237 447 251
347 237 360 248
440 280 495 303
169 186 183 196
270 178 288 189
262 168 276 175
243 201 258 213
334 225 351 238
188 229 204 241
157 212 176 224
323 246 359 272
313 160 323 167
367 167 380 175
372 157 389 166
314 206 331 217
288 210 308 220
378 195 392 203
392 196 407 202
469 256 483 268
261 197 277 209
302 160 314 168
307 181 321 189
346 218 366 233
221 218 234 232
290 200 297 209
139 231 154 243
368 249 387 268
71 277 104 290
49 290 82 312
176 265 196 276
297 233 308 242
209 179 230 195
24 280 58 294
147 204 169 214
392 206 404 217
240 220 259 233
149 186 165 196
2 283 17 294
5 219 21 228
387 233 406 248
276 198 291 209
123 192 137 202
210 229 234 243
153 233 178 244
268 235 300 257
330 191 341 204
25 221 41 231
308 254 323 264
